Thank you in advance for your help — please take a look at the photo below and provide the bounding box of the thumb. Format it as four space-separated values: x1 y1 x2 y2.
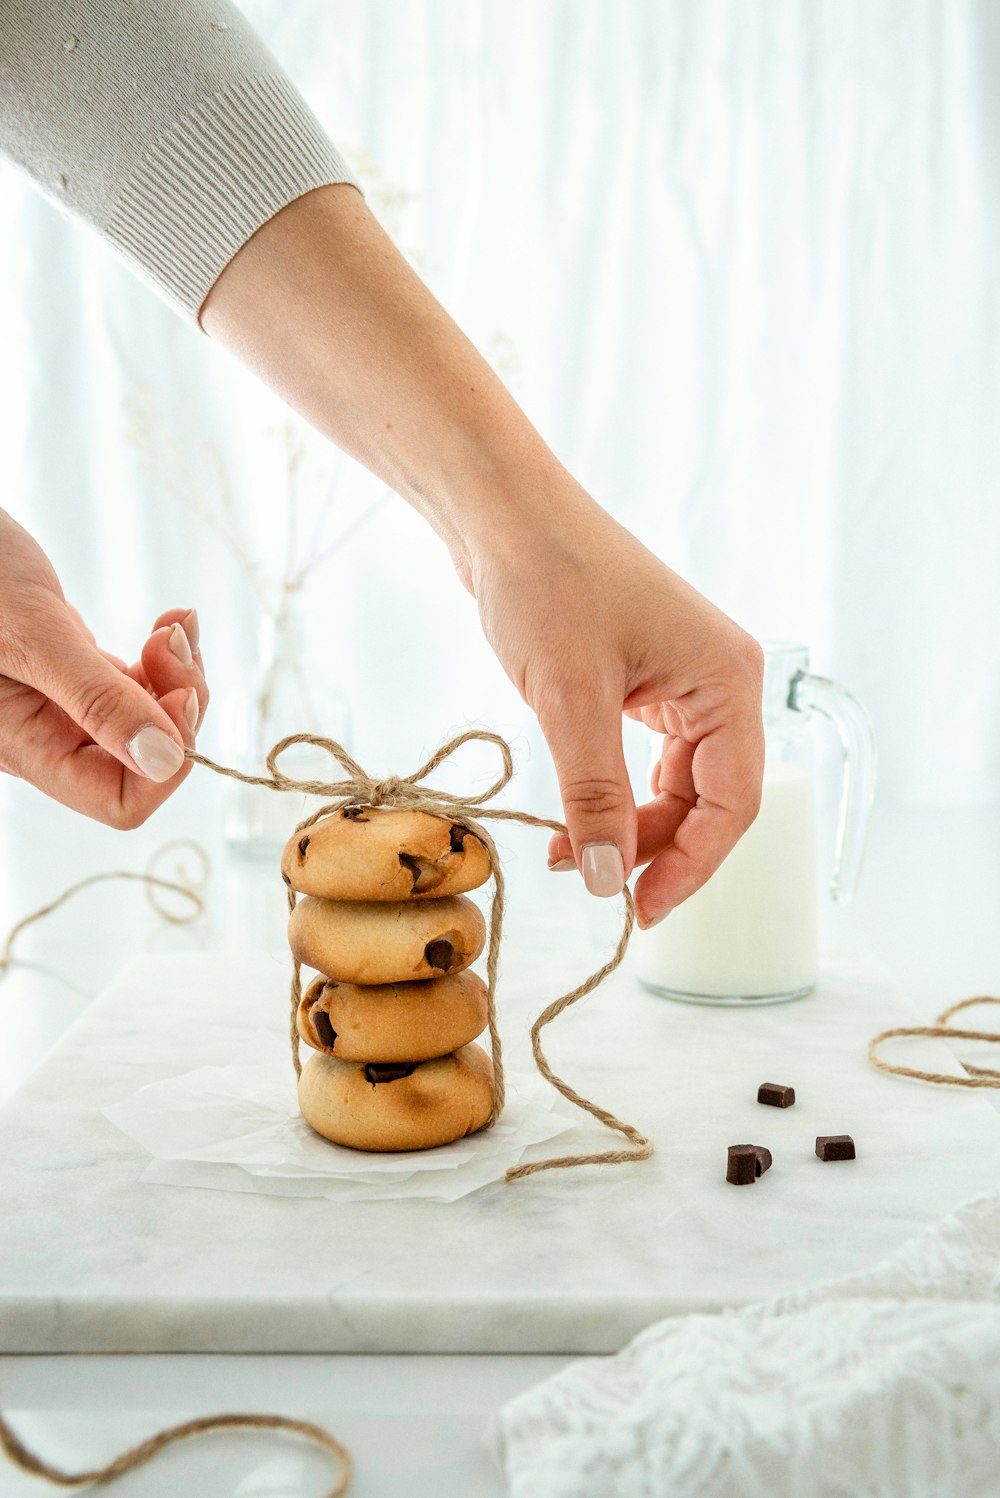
18 608 187 783
537 689 637 897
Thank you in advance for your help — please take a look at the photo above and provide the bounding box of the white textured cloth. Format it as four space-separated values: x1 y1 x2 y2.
0 0 359 320
496 1186 1000 1497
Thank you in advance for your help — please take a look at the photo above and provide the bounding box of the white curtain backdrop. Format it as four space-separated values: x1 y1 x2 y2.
0 0 997 817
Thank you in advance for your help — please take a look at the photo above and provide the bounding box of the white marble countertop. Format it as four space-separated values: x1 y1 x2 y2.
3 948 999 1356
2 775 999 1494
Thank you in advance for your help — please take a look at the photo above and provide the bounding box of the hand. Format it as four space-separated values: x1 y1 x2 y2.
0 508 209 827
465 488 765 928
198 185 761 917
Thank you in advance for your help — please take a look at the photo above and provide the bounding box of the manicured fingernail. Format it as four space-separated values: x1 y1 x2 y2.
548 857 577 872
181 608 200 651
168 622 193 666
581 842 625 898
127 723 185 782
183 688 199 731
637 909 670 931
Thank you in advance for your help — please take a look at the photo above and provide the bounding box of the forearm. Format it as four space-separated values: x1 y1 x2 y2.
200 185 592 575
0 0 356 321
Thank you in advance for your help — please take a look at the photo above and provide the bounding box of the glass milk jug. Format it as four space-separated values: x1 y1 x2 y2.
634 642 876 1005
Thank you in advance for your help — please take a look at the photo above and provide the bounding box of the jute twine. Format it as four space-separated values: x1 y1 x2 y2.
0 839 210 979
186 727 654 1181
869 995 1000 1087
0 1411 351 1496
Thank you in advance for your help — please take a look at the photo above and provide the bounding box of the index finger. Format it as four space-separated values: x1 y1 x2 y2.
632 719 763 927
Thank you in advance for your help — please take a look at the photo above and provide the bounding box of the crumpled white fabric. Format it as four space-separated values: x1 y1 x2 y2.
495 1187 1000 1498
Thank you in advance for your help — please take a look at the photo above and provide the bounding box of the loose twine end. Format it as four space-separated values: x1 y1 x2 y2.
0 1409 351 1495
0 840 209 982
869 995 1000 1087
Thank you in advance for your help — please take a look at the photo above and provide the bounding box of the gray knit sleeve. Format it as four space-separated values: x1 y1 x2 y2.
0 0 361 323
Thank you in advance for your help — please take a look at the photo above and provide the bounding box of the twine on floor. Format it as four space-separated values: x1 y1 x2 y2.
0 1410 351 1496
186 728 653 1180
869 995 1000 1087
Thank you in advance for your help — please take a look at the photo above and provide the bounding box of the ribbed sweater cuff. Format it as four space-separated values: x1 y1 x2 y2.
105 73 359 324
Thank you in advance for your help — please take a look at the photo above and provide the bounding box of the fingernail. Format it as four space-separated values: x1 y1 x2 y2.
168 622 193 667
581 842 625 898
548 857 577 873
181 608 200 651
183 688 199 731
637 909 670 931
127 723 185 782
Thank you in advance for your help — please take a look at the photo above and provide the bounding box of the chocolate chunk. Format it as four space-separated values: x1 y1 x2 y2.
312 1010 337 1050
726 1144 772 1185
425 938 456 972
758 1082 796 1108
298 836 311 858
364 1062 416 1085
398 852 445 893
449 823 468 852
815 1134 856 1161
342 805 370 822
726 1146 757 1185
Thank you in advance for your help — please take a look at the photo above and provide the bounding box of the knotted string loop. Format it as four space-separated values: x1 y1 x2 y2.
234 727 516 814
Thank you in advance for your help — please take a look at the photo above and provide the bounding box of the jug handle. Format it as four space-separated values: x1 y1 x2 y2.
789 671 877 906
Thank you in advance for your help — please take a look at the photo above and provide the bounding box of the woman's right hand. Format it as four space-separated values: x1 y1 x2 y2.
0 508 208 827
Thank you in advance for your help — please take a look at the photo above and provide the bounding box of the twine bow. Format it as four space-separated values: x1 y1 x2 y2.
188 727 653 1181
215 726 517 815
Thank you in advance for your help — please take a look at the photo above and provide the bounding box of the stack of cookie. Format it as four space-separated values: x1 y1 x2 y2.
281 805 496 1151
